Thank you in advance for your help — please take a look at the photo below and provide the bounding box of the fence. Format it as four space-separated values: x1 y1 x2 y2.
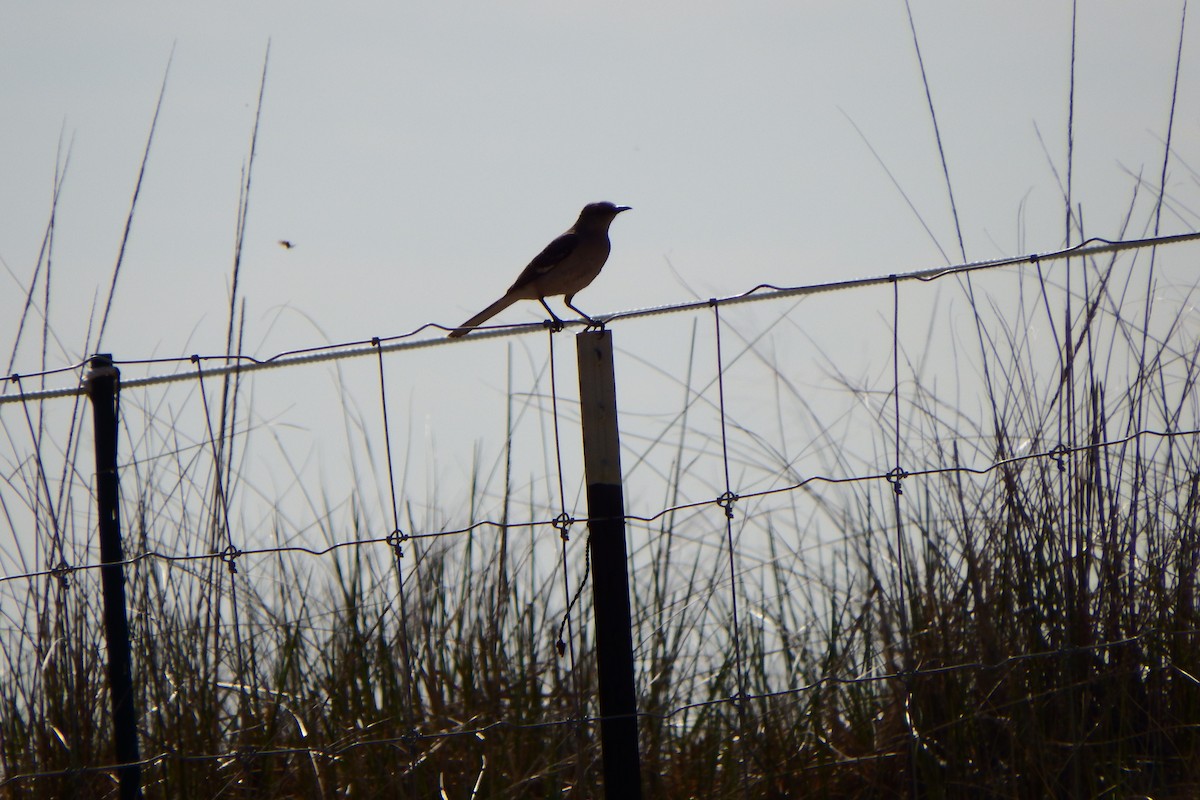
3 232 1200 798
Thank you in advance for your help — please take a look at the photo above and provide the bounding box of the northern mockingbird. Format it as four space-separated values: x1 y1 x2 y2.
447 201 631 337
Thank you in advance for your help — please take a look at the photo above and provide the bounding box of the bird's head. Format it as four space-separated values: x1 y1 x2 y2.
577 201 631 229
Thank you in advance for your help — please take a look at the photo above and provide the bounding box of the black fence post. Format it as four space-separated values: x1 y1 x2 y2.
86 354 143 800
575 330 643 800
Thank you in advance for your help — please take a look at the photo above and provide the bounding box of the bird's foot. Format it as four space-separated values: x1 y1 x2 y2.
543 317 566 334
582 315 606 332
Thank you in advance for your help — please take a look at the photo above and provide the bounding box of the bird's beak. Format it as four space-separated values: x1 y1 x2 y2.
615 205 632 213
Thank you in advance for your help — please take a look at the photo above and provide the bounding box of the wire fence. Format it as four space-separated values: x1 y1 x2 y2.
3 231 1200 797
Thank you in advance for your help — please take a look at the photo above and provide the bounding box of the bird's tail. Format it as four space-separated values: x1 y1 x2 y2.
447 294 519 338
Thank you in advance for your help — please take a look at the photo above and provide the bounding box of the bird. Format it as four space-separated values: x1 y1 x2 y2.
447 201 631 338
278 240 295 249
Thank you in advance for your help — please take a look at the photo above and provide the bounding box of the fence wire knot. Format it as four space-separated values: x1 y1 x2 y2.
1050 443 1069 472
717 491 739 518
51 559 74 587
552 512 574 541
386 528 408 558
886 466 909 496
219 544 242 574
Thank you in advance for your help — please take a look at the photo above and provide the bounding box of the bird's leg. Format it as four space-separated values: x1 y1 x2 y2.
539 298 565 333
564 295 602 329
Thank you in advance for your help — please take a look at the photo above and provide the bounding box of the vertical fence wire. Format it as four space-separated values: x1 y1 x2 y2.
548 330 584 677
193 356 252 754
11 371 85 792
887 276 919 798
545 328 593 793
373 339 418 742
710 299 752 800
10 374 69 578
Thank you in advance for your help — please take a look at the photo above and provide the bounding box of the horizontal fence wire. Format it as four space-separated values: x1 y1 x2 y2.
0 425 1193 587
2 230 1197 405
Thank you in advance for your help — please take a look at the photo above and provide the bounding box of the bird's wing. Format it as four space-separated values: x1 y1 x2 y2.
507 231 579 292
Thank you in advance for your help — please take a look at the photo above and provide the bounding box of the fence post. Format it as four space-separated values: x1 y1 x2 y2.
86 354 143 800
575 330 643 800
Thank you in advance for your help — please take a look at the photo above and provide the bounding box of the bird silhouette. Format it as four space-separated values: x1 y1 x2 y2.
448 202 630 338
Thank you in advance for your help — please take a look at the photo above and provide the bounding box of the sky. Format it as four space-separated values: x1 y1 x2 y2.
2 2 1199 560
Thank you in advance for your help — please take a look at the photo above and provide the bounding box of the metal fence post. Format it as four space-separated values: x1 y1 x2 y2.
575 330 643 800
86 354 143 800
